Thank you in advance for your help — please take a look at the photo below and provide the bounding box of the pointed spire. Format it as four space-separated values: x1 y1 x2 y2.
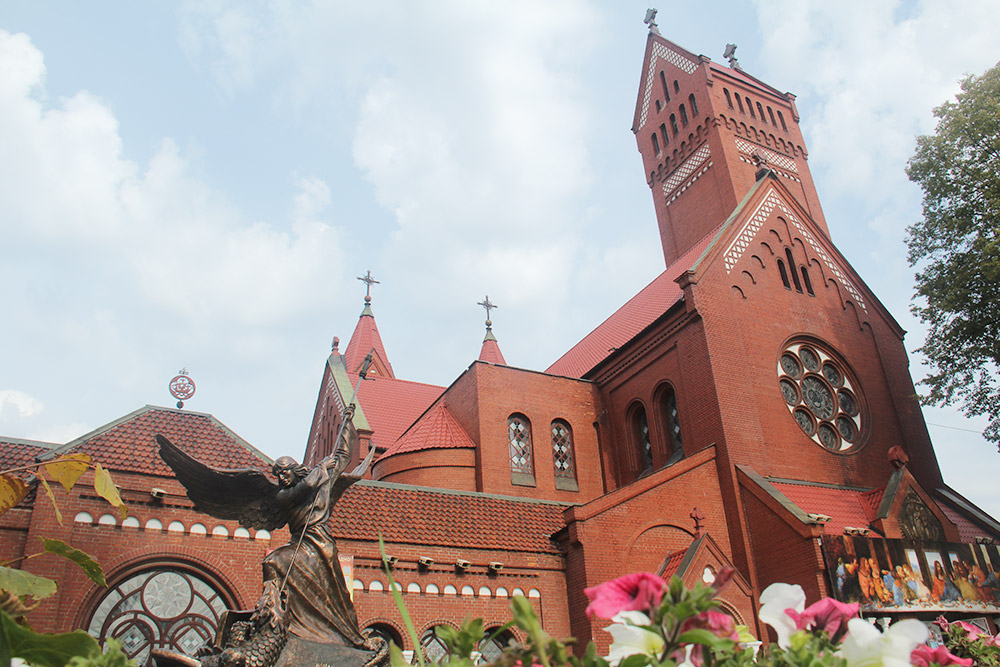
477 295 506 365
344 270 395 378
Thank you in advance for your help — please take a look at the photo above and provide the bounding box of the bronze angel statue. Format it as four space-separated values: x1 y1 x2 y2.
153 404 386 667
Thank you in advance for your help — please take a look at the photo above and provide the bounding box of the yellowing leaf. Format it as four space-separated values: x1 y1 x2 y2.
0 475 30 516
0 567 57 601
93 464 127 521
43 454 90 493
41 539 106 588
1 610 101 667
38 478 62 526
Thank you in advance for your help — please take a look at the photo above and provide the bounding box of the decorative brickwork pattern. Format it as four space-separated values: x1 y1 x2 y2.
637 42 699 131
723 188 867 310
662 143 711 203
735 138 797 172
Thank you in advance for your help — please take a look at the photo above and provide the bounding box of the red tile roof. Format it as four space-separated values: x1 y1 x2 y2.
380 404 475 458
546 235 713 378
41 406 270 477
770 481 873 535
660 549 688 579
333 481 568 554
479 338 507 365
0 438 53 472
355 376 444 449
938 502 991 543
344 307 395 379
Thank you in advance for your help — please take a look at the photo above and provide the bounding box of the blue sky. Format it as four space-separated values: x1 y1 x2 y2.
1 1 998 517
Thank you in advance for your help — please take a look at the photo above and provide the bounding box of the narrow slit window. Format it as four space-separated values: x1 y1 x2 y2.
660 71 670 102
679 104 688 126
673 79 680 94
756 102 766 122
508 413 535 486
660 389 684 464
724 88 733 109
652 132 660 155
670 114 679 136
688 93 699 117
801 266 815 296
746 97 755 118
767 106 777 126
736 96 745 114
777 110 788 130
660 123 669 147
633 406 653 472
551 420 578 491
777 258 790 289
785 248 803 293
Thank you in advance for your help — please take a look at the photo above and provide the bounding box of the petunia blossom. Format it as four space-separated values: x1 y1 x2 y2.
604 610 665 666
910 644 973 667
785 597 859 642
585 572 667 619
758 583 806 648
681 610 740 642
839 618 928 667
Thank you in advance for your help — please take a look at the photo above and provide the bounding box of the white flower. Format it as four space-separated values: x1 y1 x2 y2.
758 583 806 648
604 610 665 666
839 618 928 667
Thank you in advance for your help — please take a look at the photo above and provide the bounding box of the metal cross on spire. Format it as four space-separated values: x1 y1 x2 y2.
643 8 660 35
477 295 498 326
357 270 380 298
723 43 740 70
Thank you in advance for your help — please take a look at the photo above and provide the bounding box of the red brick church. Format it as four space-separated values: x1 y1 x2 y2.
3 24 999 665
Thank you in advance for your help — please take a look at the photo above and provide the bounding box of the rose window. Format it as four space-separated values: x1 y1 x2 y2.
777 342 864 452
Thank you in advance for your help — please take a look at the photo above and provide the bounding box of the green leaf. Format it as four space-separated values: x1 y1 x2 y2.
38 477 63 526
2 609 101 667
389 642 409 667
0 567 58 600
41 539 106 588
619 654 653 667
93 464 127 521
379 534 424 667
677 628 728 648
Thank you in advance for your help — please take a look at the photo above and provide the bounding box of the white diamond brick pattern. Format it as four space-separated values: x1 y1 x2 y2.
638 43 699 130
735 138 797 172
723 189 867 311
662 144 711 197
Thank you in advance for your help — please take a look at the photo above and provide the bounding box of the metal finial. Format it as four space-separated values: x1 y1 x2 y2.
690 507 705 536
477 295 498 328
357 270 380 303
643 8 660 35
169 370 196 409
723 43 740 70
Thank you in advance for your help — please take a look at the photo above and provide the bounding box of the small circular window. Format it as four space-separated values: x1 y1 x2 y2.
777 341 864 452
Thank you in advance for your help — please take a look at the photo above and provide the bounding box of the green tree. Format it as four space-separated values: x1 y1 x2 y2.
905 61 1000 449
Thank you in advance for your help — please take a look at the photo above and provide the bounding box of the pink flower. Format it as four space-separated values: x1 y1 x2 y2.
785 597 859 642
935 617 984 641
585 572 666 619
911 644 974 667
681 610 740 642
711 567 736 594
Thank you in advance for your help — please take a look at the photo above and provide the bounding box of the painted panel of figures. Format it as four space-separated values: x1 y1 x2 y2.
821 535 1000 613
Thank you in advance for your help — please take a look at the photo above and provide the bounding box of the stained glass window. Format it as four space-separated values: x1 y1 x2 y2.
421 629 449 661
86 568 230 665
661 389 684 463
633 406 653 472
551 421 575 479
777 341 865 452
508 414 534 485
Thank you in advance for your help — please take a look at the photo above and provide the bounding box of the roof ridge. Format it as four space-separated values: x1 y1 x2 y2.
353 478 577 507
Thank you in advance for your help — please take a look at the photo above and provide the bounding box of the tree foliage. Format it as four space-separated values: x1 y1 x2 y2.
905 61 1000 449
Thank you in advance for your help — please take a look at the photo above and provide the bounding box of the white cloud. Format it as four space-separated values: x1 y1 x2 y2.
0 390 44 419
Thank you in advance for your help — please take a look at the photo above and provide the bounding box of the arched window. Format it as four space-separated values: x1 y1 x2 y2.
659 387 684 464
669 114 679 136
736 95 745 114
688 93 699 117
679 104 688 126
86 567 232 665
660 123 669 147
777 110 788 130
786 248 803 293
660 71 670 102
365 623 403 651
767 106 777 126
801 266 815 296
673 79 680 94
551 420 578 491
777 258 790 289
631 404 653 474
480 629 517 662
746 97 755 118
508 414 535 486
756 102 766 122
421 629 450 661
652 132 660 155
724 88 733 108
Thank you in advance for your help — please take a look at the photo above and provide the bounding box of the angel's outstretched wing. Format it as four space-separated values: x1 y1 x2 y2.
157 435 285 531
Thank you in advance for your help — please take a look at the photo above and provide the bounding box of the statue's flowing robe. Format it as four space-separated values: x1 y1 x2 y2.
264 439 364 647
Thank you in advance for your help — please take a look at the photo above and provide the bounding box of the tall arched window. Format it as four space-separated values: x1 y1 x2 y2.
365 623 403 651
777 110 788 130
631 404 653 474
652 131 660 155
660 71 670 102
679 104 689 126
736 96 745 114
86 567 232 665
746 97 755 118
480 629 516 661
660 123 669 147
669 114 679 136
551 420 578 491
508 413 535 486
756 101 766 122
421 629 449 661
688 93 699 117
659 387 684 465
